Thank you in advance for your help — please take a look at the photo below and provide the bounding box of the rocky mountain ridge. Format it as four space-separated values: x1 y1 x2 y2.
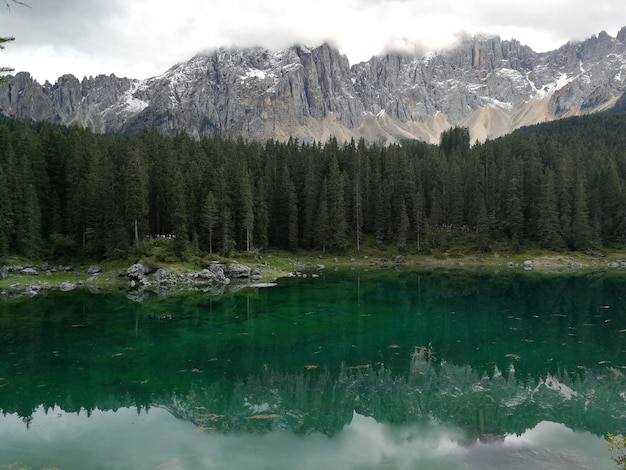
2 27 626 144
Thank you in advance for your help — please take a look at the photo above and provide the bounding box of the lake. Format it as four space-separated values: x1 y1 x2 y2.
1 269 625 469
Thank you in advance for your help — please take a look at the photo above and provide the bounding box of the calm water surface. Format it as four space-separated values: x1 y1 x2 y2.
1 269 625 469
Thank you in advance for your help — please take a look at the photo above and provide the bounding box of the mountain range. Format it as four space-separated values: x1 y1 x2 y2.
2 27 626 144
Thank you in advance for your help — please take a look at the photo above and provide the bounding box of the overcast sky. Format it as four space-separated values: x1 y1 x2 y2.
1 0 625 84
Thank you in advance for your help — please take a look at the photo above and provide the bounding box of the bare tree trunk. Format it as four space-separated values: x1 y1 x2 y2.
134 219 139 249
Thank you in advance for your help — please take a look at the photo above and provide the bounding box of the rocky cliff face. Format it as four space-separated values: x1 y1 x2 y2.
2 27 626 144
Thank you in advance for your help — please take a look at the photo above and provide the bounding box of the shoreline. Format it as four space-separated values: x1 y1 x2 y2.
1 250 626 300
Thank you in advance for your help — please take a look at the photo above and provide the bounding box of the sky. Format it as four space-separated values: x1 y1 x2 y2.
1 0 625 84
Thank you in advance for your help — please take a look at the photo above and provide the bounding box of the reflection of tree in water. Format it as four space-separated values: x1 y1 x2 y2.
161 350 626 439
2 272 626 440
1 342 625 439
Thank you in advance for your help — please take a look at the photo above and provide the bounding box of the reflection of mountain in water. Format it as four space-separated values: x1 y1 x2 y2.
3 345 624 439
163 348 626 437
1 271 625 439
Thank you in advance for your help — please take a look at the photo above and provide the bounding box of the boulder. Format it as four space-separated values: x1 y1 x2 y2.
194 269 216 281
153 268 173 283
20 267 39 275
207 263 227 282
58 281 77 292
127 262 154 280
0 266 8 280
223 263 251 279
87 265 102 274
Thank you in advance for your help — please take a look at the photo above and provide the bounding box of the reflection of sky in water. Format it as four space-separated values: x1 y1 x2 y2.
0 406 613 469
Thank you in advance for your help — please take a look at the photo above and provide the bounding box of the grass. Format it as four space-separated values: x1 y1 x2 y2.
2 236 626 295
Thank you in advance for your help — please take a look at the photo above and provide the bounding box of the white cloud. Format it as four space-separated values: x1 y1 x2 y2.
2 0 625 83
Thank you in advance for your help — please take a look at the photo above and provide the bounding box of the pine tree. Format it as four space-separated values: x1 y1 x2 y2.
239 169 254 252
570 175 591 250
504 162 524 244
414 186 426 252
537 169 564 250
123 145 148 249
202 192 218 255
284 167 299 251
0 164 10 255
315 178 330 253
301 157 319 249
253 176 269 250
327 156 348 250
475 199 491 252
397 198 410 252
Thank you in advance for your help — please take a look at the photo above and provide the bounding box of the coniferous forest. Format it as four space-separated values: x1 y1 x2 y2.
1 111 626 261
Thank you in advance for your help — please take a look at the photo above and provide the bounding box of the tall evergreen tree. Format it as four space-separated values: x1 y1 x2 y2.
397 198 410 252
414 186 426 252
315 178 330 253
475 198 491 252
202 191 218 255
537 169 564 250
123 145 149 249
571 175 591 250
327 156 348 250
253 176 269 250
0 164 10 256
239 169 254 252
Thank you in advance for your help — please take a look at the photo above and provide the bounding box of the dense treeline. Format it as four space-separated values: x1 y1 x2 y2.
2 112 626 260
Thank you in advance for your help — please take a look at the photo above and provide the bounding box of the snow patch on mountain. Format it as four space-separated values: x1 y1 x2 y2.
2 27 626 144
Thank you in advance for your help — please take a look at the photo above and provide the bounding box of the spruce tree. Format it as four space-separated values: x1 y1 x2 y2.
202 192 218 255
570 175 591 250
537 169 564 250
315 178 330 253
327 156 348 250
397 198 410 252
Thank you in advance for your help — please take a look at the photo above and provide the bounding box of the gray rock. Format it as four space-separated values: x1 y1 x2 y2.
609 260 626 269
207 263 227 282
20 267 39 275
126 262 154 280
58 281 77 292
153 268 173 282
194 269 216 281
223 263 251 279
87 265 102 274
0 266 8 280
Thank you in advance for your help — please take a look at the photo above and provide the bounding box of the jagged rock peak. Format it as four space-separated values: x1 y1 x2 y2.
1 27 626 145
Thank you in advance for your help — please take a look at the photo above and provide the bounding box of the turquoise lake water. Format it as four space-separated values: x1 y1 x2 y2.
1 269 625 469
